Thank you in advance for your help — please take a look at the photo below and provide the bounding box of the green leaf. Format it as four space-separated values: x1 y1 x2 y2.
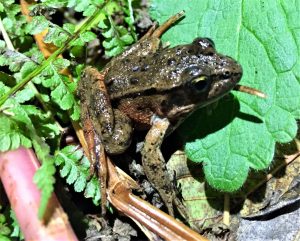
14 88 35 103
105 45 123 57
80 31 97 42
0 115 31 152
23 105 61 139
63 23 76 34
33 156 56 219
0 50 32 72
20 61 38 79
84 178 101 205
54 146 100 204
26 16 49 35
0 40 5 48
151 0 300 191
43 72 80 115
39 0 68 8
52 58 70 71
44 26 69 47
9 210 22 239
120 33 134 44
50 77 74 110
74 175 86 192
83 4 97 17
66 165 79 184
0 208 11 238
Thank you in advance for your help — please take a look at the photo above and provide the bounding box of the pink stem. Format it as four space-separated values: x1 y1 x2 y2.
0 147 78 241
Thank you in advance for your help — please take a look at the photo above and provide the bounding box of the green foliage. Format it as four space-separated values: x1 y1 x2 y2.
0 206 22 241
9 211 23 239
0 1 28 43
33 0 136 56
54 146 101 205
0 0 138 219
151 0 300 191
0 207 11 241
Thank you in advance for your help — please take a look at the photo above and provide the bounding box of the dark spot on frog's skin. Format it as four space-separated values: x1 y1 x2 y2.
187 49 194 54
176 48 182 55
138 56 146 63
124 58 131 63
167 58 176 66
141 64 150 71
130 77 139 84
153 52 160 59
132 66 139 72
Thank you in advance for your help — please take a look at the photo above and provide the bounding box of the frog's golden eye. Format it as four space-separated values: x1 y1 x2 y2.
191 76 209 92
191 76 207 83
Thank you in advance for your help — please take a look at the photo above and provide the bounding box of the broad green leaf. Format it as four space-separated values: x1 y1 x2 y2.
151 0 300 191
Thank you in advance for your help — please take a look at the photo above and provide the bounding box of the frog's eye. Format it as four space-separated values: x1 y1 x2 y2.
193 37 215 49
204 38 215 48
191 76 209 92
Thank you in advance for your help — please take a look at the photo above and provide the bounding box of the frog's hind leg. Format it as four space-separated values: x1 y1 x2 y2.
151 11 185 38
80 104 108 216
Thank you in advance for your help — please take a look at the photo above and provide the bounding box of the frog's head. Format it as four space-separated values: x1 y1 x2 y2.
180 38 242 104
163 38 242 121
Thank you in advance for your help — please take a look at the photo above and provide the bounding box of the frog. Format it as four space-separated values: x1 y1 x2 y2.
77 11 242 217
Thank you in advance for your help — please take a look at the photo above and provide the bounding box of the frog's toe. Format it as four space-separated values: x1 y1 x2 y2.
150 114 167 125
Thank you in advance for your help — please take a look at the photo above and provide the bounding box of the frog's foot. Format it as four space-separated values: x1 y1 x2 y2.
150 114 167 126
142 116 184 216
151 11 185 38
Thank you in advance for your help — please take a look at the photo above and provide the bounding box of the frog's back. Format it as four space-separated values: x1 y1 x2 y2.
104 43 201 99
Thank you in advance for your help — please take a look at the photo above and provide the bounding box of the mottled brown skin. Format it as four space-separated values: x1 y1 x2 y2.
78 13 242 216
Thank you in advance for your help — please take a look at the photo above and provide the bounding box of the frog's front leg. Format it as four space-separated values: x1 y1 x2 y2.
83 67 133 155
141 116 186 217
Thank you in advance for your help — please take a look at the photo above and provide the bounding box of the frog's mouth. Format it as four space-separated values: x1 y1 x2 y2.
208 71 242 100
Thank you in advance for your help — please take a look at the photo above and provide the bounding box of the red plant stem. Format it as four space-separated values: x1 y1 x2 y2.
0 148 78 241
